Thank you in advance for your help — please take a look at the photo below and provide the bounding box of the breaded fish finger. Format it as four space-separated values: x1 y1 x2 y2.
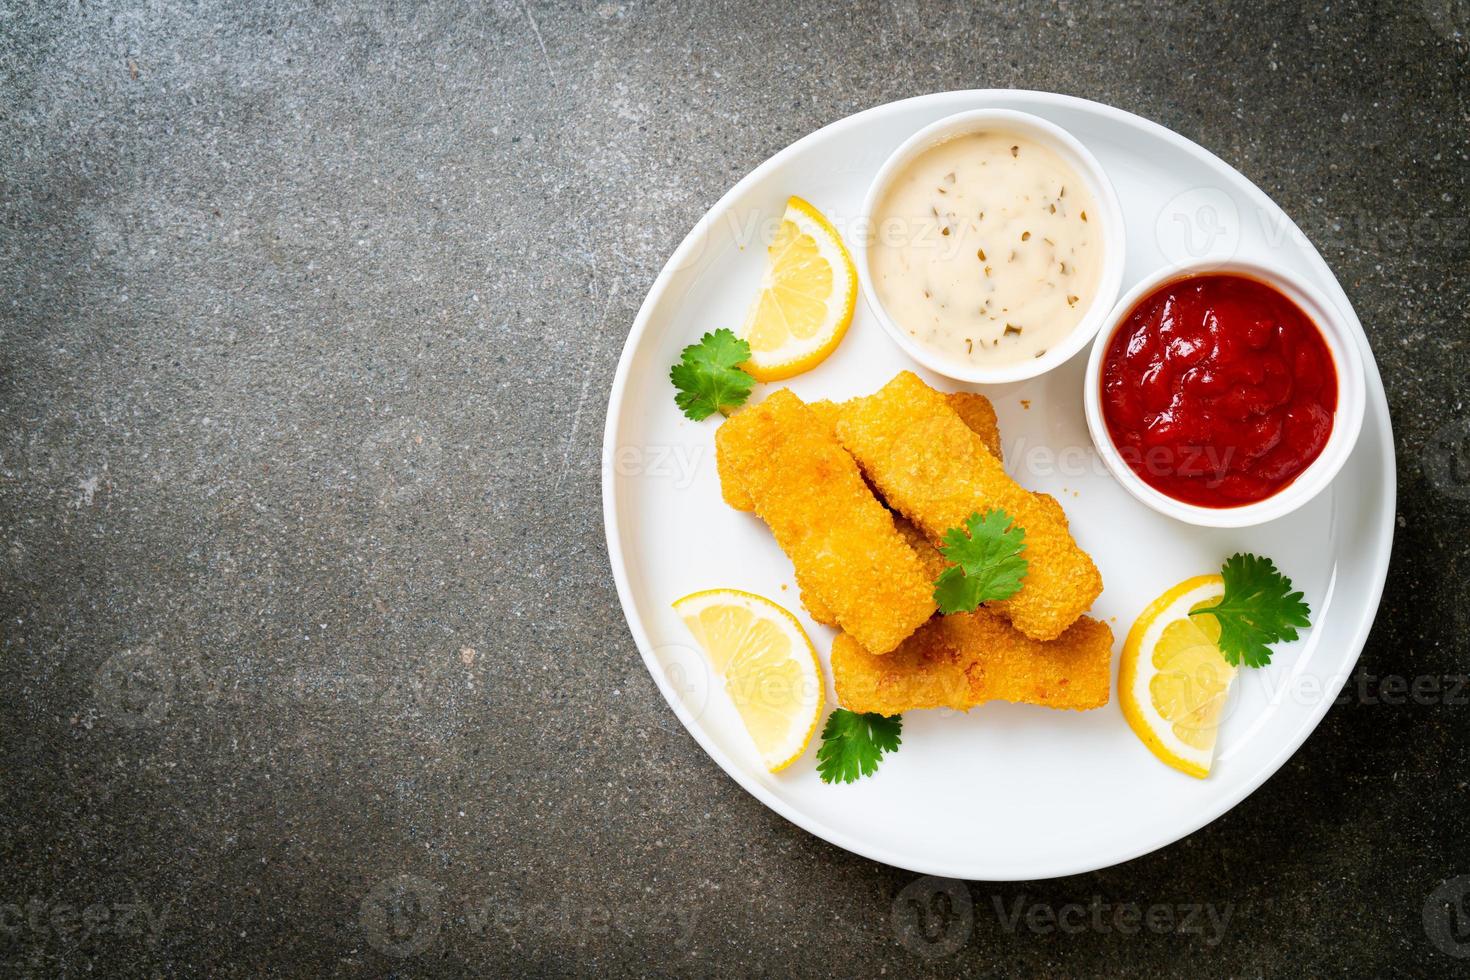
835 371 1101 641
722 390 1004 628
831 611 1114 714
718 391 1003 513
716 389 935 654
757 398 1000 627
797 494 1054 630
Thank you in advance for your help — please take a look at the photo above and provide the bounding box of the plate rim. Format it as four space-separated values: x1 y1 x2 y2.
601 89 1397 881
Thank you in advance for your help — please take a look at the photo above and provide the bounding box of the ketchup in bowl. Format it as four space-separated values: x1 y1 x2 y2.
1100 273 1337 507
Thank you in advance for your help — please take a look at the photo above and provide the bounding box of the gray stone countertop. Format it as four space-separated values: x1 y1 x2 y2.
2 1 1467 975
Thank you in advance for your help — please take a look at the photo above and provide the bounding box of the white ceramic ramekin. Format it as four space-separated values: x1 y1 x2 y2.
1082 258 1367 528
854 109 1126 384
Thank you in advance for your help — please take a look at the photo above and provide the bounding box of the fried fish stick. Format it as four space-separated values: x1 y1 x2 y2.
716 389 935 654
801 513 949 627
900 496 1071 573
836 371 1101 641
759 397 1001 627
791 400 864 626
832 611 1114 714
803 501 1064 629
718 391 1003 513
718 386 1003 625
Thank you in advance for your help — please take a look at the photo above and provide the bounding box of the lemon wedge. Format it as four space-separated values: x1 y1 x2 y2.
672 589 824 772
738 196 857 381
1119 575 1238 779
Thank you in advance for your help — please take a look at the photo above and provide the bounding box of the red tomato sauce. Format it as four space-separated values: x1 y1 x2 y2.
1100 273 1337 507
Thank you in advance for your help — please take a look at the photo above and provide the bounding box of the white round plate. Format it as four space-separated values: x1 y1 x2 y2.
602 91 1395 880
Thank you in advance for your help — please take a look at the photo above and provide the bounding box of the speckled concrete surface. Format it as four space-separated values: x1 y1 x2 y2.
1 1 1467 975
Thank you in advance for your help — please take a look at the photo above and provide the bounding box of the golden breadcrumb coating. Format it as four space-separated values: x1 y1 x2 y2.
805 398 843 439
715 429 756 512
832 610 1114 714
835 371 1101 641
721 389 1006 628
894 516 947 579
715 389 935 654
794 570 839 627
945 391 1004 462
717 391 1002 514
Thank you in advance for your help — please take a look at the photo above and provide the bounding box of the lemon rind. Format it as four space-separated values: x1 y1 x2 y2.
740 196 857 382
1119 574 1230 780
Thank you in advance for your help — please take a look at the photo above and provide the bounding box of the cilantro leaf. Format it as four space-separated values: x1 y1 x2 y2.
1197 553 1312 668
816 709 902 784
932 509 1028 614
669 328 755 420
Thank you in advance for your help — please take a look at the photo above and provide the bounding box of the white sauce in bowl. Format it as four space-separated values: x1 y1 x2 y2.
869 130 1103 366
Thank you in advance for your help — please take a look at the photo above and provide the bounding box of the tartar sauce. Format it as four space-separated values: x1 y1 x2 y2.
870 130 1102 366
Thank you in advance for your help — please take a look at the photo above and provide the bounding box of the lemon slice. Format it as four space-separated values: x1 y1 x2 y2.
1119 575 1238 779
739 196 857 381
672 589 824 772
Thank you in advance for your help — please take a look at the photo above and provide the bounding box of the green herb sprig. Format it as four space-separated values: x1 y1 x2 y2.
816 709 902 784
1199 553 1312 668
933 509 1028 614
669 328 755 421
